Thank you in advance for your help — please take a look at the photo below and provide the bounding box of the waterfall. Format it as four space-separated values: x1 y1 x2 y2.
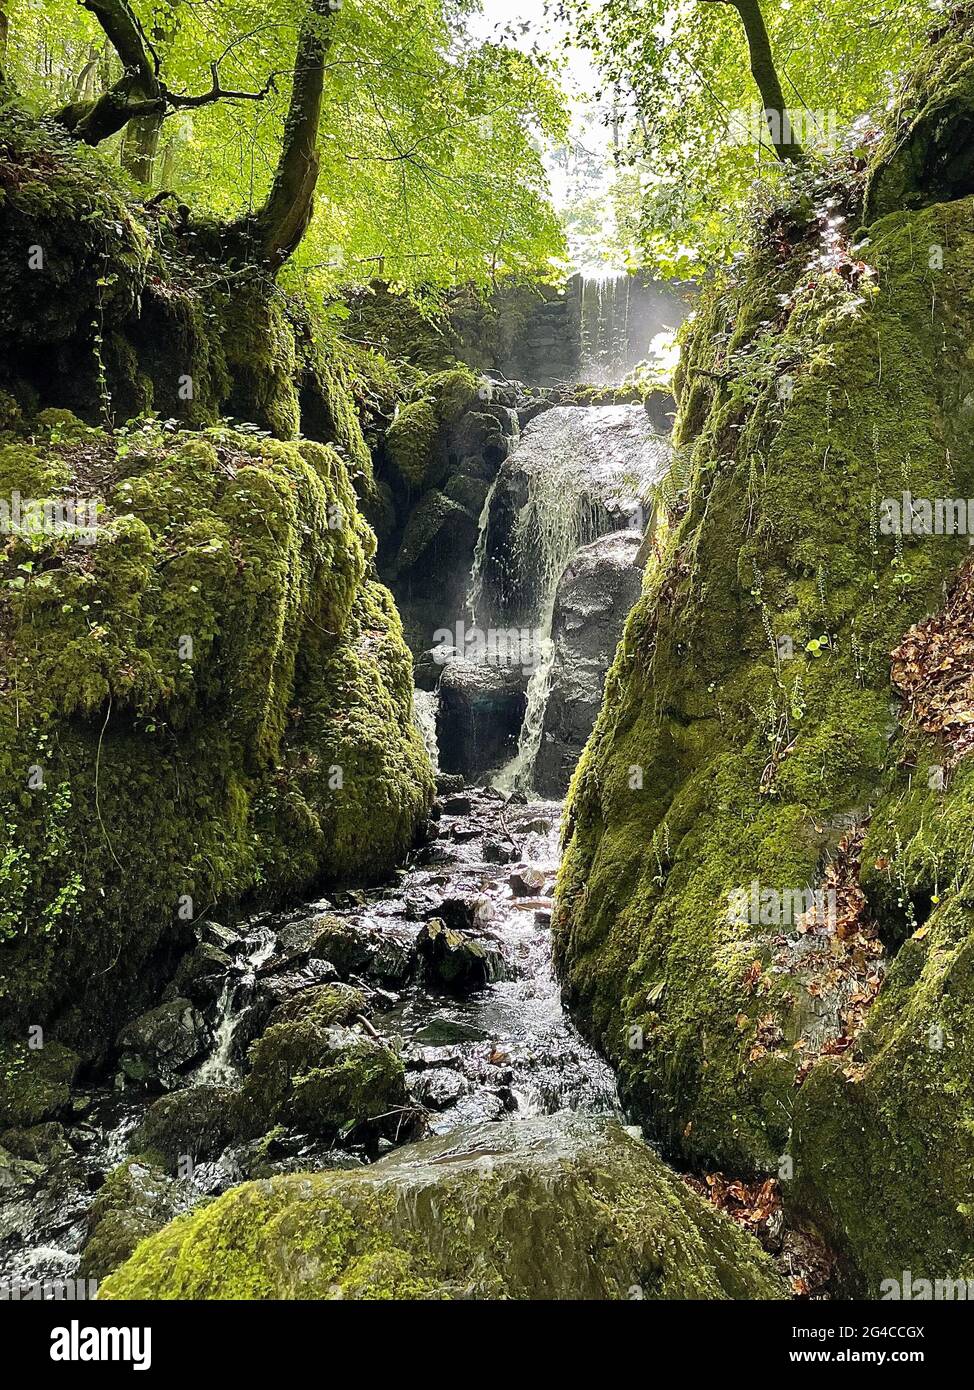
194 979 239 1086
193 926 275 1086
465 472 502 627
490 405 668 792
412 688 440 770
579 272 632 385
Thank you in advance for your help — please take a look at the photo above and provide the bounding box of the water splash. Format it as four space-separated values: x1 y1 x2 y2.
465 472 502 628
412 688 440 771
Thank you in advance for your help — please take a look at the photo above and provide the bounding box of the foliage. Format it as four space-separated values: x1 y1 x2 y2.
4 0 568 293
557 0 941 276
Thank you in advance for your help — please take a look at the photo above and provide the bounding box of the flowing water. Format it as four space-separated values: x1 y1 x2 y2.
477 405 668 791
1 785 617 1286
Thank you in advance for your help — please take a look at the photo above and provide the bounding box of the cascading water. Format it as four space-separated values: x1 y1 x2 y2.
478 405 668 792
579 272 632 385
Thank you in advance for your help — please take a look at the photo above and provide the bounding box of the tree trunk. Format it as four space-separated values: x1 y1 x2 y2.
704 0 804 162
242 0 337 267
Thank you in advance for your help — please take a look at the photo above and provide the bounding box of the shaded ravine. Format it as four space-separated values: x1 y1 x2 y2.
1 786 617 1286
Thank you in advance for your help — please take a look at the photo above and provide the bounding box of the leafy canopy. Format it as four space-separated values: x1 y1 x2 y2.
5 0 568 293
557 0 942 276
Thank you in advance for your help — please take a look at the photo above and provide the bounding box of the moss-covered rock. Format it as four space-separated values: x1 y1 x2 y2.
237 984 407 1142
78 1156 194 1281
865 7 974 223
130 1085 241 1171
99 1113 788 1300
0 418 432 1056
0 1040 79 1127
554 108 974 1287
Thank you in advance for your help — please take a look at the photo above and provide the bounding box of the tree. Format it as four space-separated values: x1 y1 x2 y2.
562 0 940 276
2 0 567 285
700 0 802 162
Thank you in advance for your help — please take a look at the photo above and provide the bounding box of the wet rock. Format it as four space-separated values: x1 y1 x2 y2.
253 957 340 1020
437 659 527 778
199 920 244 955
509 867 547 896
116 1000 210 1091
78 1157 194 1281
410 1067 470 1110
164 943 234 1006
238 984 407 1144
534 531 644 797
130 1085 242 1171
416 919 493 993
428 1089 509 1133
483 837 518 864
306 914 373 978
439 793 473 815
370 932 416 988
426 895 489 932
0 1041 79 1128
435 772 466 796
101 1114 788 1301
0 1121 74 1166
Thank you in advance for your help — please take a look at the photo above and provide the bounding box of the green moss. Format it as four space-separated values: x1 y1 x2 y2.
0 1040 79 1127
555 194 974 1193
99 1114 787 1301
385 398 439 489
238 984 406 1140
0 419 432 1053
865 10 974 222
79 1156 193 1281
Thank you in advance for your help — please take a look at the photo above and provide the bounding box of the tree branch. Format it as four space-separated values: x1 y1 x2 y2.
701 0 804 162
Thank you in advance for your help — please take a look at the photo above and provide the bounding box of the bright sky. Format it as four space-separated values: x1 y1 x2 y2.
466 0 620 267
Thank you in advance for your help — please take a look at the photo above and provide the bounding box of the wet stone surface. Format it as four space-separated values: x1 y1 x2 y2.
1 787 617 1286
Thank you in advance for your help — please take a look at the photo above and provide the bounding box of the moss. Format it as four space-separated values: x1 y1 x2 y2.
237 984 406 1141
99 1114 787 1301
0 419 432 1054
554 191 974 1196
78 1156 193 1281
865 8 974 222
385 398 439 489
0 1039 79 1127
130 1086 241 1172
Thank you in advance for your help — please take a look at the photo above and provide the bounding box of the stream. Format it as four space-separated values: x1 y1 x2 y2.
0 782 618 1287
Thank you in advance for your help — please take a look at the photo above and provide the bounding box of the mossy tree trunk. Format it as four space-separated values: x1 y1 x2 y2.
701 0 804 161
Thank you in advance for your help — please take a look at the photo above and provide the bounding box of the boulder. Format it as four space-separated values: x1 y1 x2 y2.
130 1085 241 1171
116 1000 210 1091
100 1114 788 1300
78 1157 194 1281
437 659 527 777
416 919 495 993
534 531 643 797
239 985 407 1143
0 1041 79 1128
163 943 234 1006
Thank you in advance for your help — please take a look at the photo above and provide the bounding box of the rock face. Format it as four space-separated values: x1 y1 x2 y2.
534 532 644 797
117 1002 210 1091
436 658 527 778
100 1113 787 1300
0 112 434 1066
554 20 974 1296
